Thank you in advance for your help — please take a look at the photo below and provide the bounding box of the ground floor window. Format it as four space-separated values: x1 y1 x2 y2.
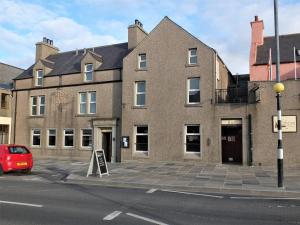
81 129 92 148
185 125 201 153
48 129 56 147
31 129 41 147
135 125 148 152
64 129 74 147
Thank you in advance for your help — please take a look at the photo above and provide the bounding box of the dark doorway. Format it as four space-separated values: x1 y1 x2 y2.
0 125 9 144
222 125 242 164
102 132 112 162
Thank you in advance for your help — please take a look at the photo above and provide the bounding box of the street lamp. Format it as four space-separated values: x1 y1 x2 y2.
273 0 284 188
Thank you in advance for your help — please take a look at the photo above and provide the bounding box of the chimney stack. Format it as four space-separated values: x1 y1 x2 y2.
35 37 59 62
250 15 265 79
128 19 148 50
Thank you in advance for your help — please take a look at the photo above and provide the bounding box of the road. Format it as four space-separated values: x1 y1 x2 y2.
0 174 300 225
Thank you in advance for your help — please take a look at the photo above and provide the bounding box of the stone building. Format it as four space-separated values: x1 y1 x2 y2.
0 62 24 144
250 16 300 81
12 17 300 166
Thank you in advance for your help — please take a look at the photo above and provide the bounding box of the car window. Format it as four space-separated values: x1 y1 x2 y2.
8 147 30 154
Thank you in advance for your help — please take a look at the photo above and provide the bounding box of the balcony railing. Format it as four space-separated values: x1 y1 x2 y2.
215 87 248 104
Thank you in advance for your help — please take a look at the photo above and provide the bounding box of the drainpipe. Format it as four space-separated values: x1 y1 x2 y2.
13 91 17 144
248 114 253 166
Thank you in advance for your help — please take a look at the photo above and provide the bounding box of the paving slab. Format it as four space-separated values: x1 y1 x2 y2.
31 158 300 198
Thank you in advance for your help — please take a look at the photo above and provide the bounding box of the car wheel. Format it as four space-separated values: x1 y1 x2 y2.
0 165 3 176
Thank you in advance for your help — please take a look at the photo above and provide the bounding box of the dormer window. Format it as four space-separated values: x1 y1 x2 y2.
84 64 93 82
138 54 147 69
35 69 43 86
188 48 197 65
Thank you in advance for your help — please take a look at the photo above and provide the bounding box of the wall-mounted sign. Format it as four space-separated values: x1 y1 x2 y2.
221 119 242 125
272 115 297 133
122 136 129 148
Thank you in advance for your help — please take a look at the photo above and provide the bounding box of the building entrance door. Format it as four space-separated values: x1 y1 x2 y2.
102 132 112 162
221 125 242 164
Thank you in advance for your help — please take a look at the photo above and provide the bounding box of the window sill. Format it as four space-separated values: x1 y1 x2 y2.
133 151 149 158
132 106 147 109
185 103 202 107
31 146 41 149
29 115 45 118
185 63 199 68
135 68 147 71
63 147 75 149
76 114 97 117
80 147 92 151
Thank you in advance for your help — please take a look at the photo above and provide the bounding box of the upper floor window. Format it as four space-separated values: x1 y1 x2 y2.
138 54 147 69
187 78 200 104
135 81 146 106
1 93 8 109
31 95 45 116
79 91 96 114
188 48 197 65
35 70 43 86
84 64 93 82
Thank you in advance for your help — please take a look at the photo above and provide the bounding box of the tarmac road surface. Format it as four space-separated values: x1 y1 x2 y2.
0 178 300 225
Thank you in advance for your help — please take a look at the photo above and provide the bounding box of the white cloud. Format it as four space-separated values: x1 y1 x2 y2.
0 0 121 68
1 0 300 73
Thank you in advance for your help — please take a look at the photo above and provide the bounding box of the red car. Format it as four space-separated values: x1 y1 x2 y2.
0 144 33 175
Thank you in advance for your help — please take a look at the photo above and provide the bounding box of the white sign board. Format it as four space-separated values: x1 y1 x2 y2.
272 115 297 133
87 149 109 178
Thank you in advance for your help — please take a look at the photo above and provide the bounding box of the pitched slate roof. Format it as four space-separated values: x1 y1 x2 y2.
15 42 129 80
255 33 300 65
0 62 24 89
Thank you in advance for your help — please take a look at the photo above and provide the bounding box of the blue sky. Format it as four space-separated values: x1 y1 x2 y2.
1 0 300 74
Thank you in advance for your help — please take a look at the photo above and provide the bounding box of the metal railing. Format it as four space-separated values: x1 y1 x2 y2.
215 87 248 104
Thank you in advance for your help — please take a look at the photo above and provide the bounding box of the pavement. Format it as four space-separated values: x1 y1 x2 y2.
31 157 300 198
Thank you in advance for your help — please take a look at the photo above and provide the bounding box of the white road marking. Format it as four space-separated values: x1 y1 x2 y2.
126 213 168 225
161 189 224 199
146 188 157 194
230 196 300 200
103 211 122 221
0 200 43 208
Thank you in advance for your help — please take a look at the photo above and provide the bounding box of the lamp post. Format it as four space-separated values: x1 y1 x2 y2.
273 0 284 188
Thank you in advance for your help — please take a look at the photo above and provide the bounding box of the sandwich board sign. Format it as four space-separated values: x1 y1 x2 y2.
86 149 109 178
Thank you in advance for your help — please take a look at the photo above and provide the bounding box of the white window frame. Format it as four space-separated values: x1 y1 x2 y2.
84 64 93 82
187 78 200 104
35 69 43 86
31 95 45 116
188 48 198 65
184 125 201 154
135 81 146 106
31 96 38 116
63 128 74 148
78 91 96 114
81 128 93 149
134 125 149 153
47 129 56 147
216 59 220 81
31 128 41 147
138 53 147 69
